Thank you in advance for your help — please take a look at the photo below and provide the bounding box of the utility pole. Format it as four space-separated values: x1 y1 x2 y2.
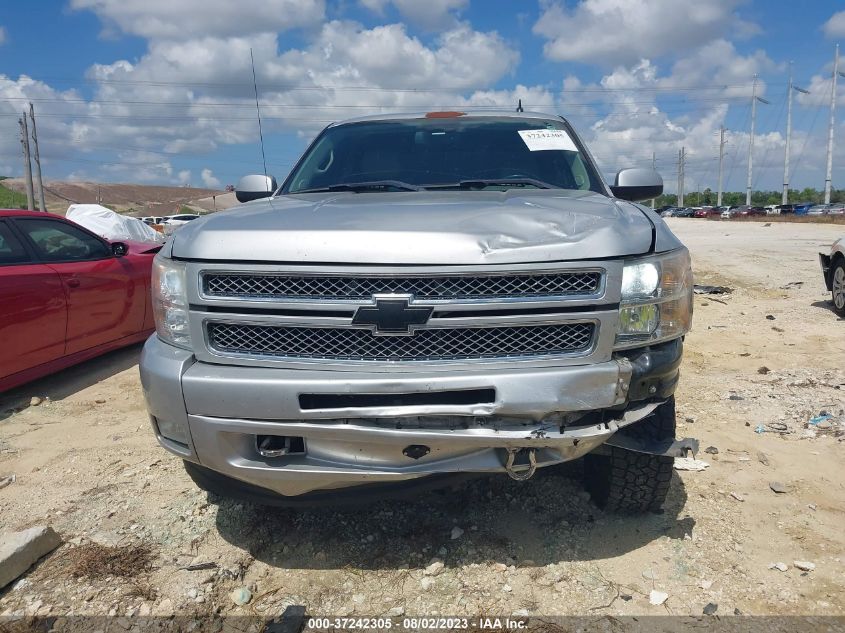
676 147 686 207
783 63 809 205
824 44 845 204
717 126 726 206
28 103 46 212
19 116 34 210
651 151 656 209
677 149 682 207
680 147 685 207
746 75 770 206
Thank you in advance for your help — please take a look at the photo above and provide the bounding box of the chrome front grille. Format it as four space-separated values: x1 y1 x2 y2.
207 322 595 362
203 270 602 301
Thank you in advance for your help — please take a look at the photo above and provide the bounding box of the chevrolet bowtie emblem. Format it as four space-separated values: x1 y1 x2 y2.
352 296 433 335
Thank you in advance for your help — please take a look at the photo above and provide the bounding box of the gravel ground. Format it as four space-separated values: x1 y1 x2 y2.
0 218 843 621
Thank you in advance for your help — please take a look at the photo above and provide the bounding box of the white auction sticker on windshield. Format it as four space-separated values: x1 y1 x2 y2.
518 129 578 152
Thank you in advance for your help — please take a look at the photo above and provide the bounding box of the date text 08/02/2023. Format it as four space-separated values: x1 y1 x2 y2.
305 617 529 630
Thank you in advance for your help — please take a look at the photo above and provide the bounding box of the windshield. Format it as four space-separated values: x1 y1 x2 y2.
283 116 605 194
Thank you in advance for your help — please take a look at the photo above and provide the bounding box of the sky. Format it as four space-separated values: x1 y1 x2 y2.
1 0 845 195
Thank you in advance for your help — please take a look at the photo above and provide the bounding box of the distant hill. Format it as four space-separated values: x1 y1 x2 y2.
1 178 225 215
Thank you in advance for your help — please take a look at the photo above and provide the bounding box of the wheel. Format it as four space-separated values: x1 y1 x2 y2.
583 398 676 514
832 259 845 317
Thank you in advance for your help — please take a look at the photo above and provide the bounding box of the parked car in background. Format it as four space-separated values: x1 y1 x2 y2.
828 204 845 215
776 204 796 214
807 204 831 216
721 207 738 219
141 216 164 226
0 210 161 392
693 207 719 218
738 206 767 217
161 214 203 237
162 214 201 226
674 207 696 218
794 202 814 214
660 207 679 217
820 237 845 316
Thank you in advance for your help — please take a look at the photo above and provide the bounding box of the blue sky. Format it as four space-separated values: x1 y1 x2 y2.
2 0 844 195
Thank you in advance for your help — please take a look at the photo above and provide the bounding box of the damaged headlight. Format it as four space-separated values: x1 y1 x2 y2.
615 248 693 349
152 256 191 349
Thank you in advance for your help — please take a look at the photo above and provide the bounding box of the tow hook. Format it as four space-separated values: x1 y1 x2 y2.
505 448 537 481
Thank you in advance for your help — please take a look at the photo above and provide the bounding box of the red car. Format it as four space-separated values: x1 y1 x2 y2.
0 210 161 392
693 207 719 218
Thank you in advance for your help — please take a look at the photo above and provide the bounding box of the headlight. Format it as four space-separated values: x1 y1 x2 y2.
615 248 693 349
152 256 191 349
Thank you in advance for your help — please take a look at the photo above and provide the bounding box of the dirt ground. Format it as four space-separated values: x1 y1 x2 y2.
0 218 843 621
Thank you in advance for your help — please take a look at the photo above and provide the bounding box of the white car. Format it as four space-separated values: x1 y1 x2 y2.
163 214 200 226
161 214 201 235
820 237 845 316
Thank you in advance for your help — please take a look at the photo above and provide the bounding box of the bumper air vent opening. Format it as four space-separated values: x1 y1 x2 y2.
298 388 496 410
256 435 306 458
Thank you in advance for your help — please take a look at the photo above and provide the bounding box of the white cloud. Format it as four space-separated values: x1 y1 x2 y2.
533 0 757 66
70 0 324 39
796 71 845 107
201 168 221 188
360 0 468 30
823 11 845 38
177 169 191 185
656 40 776 98
0 18 520 183
267 21 518 93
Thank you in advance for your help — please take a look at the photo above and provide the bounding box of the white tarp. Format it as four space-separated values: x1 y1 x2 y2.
66 204 164 244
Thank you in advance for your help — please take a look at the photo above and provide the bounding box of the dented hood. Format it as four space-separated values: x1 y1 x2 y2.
171 190 654 264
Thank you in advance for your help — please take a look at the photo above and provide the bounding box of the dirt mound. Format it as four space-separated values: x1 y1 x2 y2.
2 179 221 215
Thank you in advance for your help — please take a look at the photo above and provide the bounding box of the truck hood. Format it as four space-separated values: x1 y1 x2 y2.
171 190 655 265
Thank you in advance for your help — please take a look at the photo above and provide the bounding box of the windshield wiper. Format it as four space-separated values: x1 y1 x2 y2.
293 180 423 193
426 178 556 190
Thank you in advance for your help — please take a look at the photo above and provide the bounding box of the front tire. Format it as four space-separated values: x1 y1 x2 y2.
832 259 845 317
584 398 676 514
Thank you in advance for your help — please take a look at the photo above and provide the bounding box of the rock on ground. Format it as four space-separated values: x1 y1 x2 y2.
0 526 63 589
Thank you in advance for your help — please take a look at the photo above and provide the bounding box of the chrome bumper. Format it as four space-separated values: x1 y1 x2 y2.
140 336 661 497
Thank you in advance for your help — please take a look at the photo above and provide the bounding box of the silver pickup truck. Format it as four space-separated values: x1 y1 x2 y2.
140 111 695 513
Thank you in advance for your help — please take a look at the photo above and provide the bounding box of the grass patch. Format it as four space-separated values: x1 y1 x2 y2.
0 181 28 209
68 542 155 579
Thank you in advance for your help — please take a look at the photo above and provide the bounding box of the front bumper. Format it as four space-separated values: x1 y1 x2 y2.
140 336 682 498
820 252 832 290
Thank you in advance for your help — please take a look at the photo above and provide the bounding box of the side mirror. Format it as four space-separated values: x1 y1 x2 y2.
235 174 278 203
610 168 663 202
111 242 128 257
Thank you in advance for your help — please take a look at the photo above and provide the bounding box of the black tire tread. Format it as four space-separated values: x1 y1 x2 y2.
832 259 845 317
584 398 676 514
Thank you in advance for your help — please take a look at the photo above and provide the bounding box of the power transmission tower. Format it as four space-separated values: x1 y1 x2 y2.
19 116 34 211
28 103 46 212
717 127 726 207
677 147 685 207
746 75 770 206
824 44 845 204
783 62 809 205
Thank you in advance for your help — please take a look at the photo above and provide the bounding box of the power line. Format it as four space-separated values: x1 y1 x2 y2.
19 75 760 92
